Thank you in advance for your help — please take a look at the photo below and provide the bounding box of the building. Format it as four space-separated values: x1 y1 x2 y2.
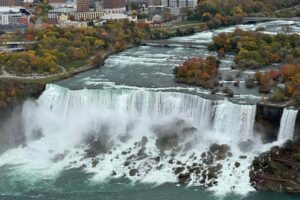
48 0 65 3
0 0 17 7
148 0 162 5
161 0 197 8
77 0 89 12
161 0 197 15
0 7 30 27
103 0 126 14
148 5 164 18
0 0 34 7
48 0 65 9
48 10 105 21
70 11 105 20
23 0 34 8
59 20 87 28
101 13 137 22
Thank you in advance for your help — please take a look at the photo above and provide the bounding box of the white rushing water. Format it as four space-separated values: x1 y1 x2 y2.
213 101 256 139
278 109 299 141
0 84 268 196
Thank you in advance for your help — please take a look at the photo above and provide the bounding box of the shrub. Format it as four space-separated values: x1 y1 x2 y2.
270 87 285 102
223 87 234 97
258 74 271 93
245 78 256 88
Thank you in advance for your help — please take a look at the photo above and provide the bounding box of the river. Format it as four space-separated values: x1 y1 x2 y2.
0 21 300 200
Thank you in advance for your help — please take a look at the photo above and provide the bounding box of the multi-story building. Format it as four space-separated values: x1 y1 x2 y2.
48 10 105 21
77 0 89 12
161 0 197 8
0 0 16 7
103 0 126 13
59 20 87 28
161 0 197 15
0 0 34 7
0 7 30 26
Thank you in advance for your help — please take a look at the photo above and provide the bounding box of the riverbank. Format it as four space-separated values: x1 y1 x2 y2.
0 44 137 111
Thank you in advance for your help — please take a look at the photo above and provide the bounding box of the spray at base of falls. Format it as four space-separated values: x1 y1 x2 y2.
278 109 299 141
0 84 285 196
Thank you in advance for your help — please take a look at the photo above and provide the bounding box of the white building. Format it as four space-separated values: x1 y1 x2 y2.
101 13 137 22
1 15 9 25
0 7 30 26
59 20 88 28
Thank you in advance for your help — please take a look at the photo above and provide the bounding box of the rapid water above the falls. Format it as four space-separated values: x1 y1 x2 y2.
57 20 300 103
1 20 300 199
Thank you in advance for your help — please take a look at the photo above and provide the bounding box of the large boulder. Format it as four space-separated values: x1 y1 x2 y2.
153 119 197 153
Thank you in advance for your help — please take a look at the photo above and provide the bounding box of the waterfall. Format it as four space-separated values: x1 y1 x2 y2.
0 84 261 196
213 101 257 140
278 108 299 141
36 84 213 129
22 84 259 142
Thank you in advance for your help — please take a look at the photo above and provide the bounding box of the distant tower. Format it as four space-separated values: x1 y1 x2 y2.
77 0 89 12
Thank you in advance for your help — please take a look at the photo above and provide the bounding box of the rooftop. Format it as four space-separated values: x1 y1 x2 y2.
0 7 22 14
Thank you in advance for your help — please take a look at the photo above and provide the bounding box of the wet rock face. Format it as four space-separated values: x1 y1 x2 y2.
254 105 283 143
129 169 138 176
178 173 191 183
84 135 111 158
141 136 148 147
250 139 300 193
153 119 197 153
209 143 230 161
52 153 66 163
168 143 231 187
92 159 99 168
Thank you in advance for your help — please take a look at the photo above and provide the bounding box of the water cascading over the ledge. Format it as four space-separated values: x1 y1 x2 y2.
213 101 256 139
1 84 261 196
27 84 257 141
278 108 299 141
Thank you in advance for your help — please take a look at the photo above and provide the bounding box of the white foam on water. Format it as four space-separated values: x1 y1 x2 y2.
0 84 269 196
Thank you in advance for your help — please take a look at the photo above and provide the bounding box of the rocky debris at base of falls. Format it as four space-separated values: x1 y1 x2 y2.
129 169 138 176
250 139 300 193
169 143 230 186
153 119 198 154
52 153 66 163
92 158 99 168
84 135 111 158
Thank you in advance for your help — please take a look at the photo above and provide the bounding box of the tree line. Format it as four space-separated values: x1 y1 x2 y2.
0 20 150 75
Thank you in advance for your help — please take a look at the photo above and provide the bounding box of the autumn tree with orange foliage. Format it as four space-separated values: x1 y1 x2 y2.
280 64 300 103
174 56 220 88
